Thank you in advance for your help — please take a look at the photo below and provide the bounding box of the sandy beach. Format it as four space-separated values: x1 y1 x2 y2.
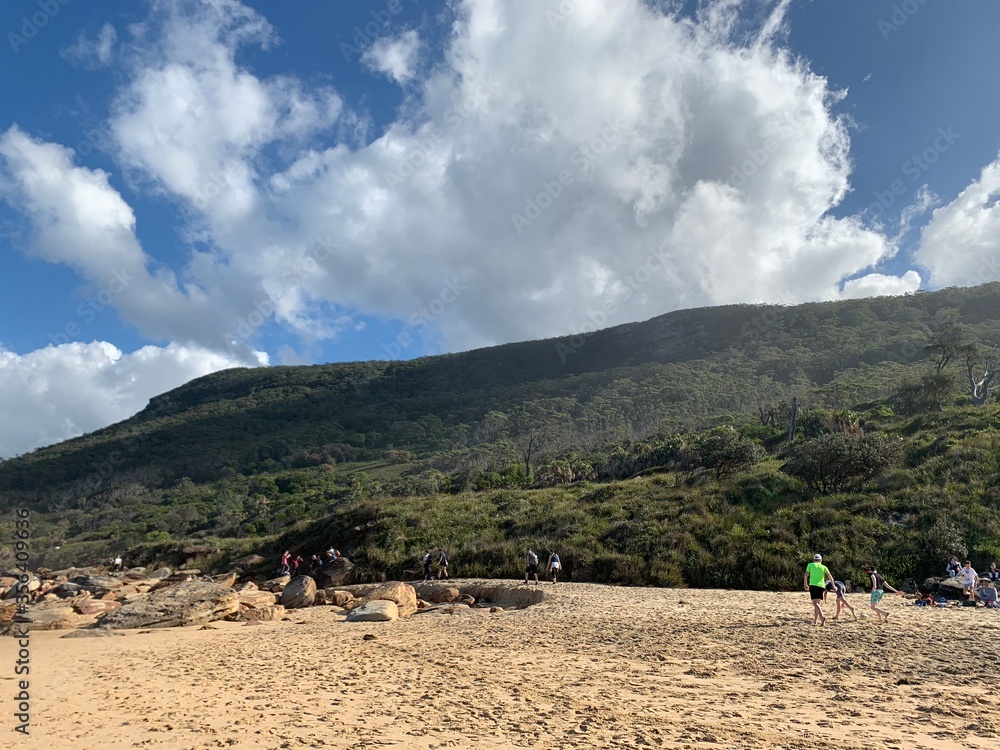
4 582 1000 749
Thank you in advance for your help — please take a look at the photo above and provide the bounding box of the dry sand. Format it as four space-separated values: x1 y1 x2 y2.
4 581 1000 749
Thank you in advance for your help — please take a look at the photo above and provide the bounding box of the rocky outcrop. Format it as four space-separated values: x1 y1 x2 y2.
346 600 399 622
262 575 291 592
13 604 83 631
238 590 278 609
430 586 460 604
68 574 122 596
326 589 355 607
357 581 417 618
97 580 239 630
74 599 122 616
315 558 354 588
228 554 264 571
936 577 967 600
243 605 285 622
279 576 316 609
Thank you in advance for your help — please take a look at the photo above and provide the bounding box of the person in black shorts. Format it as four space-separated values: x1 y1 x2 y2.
524 548 540 585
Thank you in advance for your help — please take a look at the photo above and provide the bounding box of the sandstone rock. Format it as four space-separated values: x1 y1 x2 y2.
243 605 285 622
60 629 125 638
2 574 40 599
74 599 122 616
148 568 172 579
13 606 82 630
920 577 943 595
263 575 291 592
314 590 328 605
346 600 399 622
124 568 148 580
236 581 258 592
326 590 355 607
0 602 17 624
0 576 17 597
279 576 317 609
458 594 476 607
430 587 460 604
52 582 85 598
315 557 354 588
490 606 504 613
417 599 431 609
69 574 122 596
238 590 277 609
149 570 200 592
97 580 239 630
208 572 237 588
358 581 417 618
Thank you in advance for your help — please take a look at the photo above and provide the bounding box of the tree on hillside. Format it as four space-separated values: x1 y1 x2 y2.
784 432 901 493
924 321 974 375
693 428 766 479
506 402 574 477
893 371 954 414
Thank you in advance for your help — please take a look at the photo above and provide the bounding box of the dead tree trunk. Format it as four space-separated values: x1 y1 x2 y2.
787 397 798 444
967 355 998 407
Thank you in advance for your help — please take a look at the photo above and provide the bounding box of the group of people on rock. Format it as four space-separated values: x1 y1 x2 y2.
944 557 1000 606
805 554 1000 625
278 546 341 577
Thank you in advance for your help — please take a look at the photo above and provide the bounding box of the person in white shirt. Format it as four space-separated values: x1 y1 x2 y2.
962 561 979 602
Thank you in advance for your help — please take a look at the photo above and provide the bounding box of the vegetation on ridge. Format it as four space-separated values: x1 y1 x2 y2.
1 284 999 590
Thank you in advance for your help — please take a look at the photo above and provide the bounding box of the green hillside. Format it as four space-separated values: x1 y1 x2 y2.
2 283 999 588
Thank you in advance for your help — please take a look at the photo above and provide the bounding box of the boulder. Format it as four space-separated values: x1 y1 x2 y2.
936 577 967 600
430 586 460 604
2 573 40 599
326 590 355 607
458 594 476 607
96 580 239 630
920 577 943 595
52 582 85 598
74 599 122 616
243 605 285 622
345 600 399 622
315 557 354 588
124 567 147 578
263 575 291 593
13 606 82 630
357 581 417 618
0 576 17 597
238 590 277 609
236 581 259 592
148 568 172 579
69 575 122 596
279 576 316 609
208 572 237 588
149 570 200 592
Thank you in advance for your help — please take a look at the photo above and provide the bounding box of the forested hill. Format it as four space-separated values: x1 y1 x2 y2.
2 282 1000 499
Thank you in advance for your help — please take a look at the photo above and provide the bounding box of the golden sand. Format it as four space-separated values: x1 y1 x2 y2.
3 582 999 749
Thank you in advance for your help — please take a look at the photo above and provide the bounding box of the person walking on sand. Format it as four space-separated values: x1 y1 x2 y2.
865 565 903 622
524 548 540 585
437 548 449 579
422 550 433 580
804 553 835 626
826 580 857 621
547 550 562 584
961 561 979 602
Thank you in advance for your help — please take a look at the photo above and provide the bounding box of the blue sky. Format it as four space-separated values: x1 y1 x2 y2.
1 0 999 457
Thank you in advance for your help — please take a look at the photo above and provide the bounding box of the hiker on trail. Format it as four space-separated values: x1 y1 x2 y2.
113 555 123 572
525 549 540 585
422 550 433 580
280 550 291 575
437 548 449 579
803 553 835 626
547 550 562 584
865 565 903 623
961 561 979 601
826 580 857 621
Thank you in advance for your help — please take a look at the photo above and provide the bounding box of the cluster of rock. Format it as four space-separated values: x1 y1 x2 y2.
918 576 975 600
1 559 521 634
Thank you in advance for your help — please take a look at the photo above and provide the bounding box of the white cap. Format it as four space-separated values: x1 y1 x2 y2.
813 554 822 561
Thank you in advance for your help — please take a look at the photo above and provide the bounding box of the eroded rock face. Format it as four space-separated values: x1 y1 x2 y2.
97 580 239 630
279 576 316 609
263 575 291 593
357 581 417 618
74 599 122 616
430 587 460 604
243 605 285 622
326 590 355 607
13 605 83 630
238 590 278 609
346 600 398 622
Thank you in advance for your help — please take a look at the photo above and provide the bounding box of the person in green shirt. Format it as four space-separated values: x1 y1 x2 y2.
803 553 835 626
